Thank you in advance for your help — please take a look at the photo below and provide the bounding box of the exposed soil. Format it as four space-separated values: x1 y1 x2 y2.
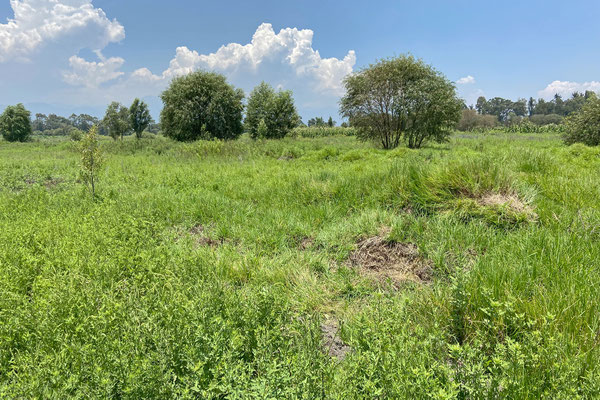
321 320 350 361
350 229 432 286
298 237 314 250
188 224 222 247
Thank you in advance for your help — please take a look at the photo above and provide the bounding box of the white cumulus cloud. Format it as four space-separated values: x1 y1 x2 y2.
131 23 356 96
0 0 124 62
62 52 124 88
456 75 475 85
538 80 600 99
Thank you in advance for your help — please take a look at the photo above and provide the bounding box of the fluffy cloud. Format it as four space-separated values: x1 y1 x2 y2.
456 75 475 85
538 80 600 99
129 23 356 96
62 52 124 88
0 0 124 62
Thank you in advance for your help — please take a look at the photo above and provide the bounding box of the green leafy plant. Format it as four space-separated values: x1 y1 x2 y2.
78 125 104 196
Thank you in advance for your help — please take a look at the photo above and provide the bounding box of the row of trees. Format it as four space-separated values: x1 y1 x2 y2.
102 99 154 140
2 54 598 148
32 113 98 135
159 73 300 141
473 92 595 125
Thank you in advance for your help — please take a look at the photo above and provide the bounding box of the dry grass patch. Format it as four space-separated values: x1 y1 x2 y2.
350 228 432 287
478 192 533 215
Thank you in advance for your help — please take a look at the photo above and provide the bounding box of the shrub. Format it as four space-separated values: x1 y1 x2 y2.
160 71 244 141
0 103 32 142
245 82 299 139
340 55 462 149
530 113 563 126
69 128 84 141
78 126 104 196
457 109 498 132
564 97 600 146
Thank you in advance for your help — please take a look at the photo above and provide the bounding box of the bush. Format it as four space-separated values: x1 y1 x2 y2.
564 97 600 146
530 113 563 126
160 71 244 141
245 82 299 139
69 128 84 141
0 103 32 142
457 109 498 132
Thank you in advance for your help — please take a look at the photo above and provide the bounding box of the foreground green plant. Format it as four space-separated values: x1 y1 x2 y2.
78 125 105 196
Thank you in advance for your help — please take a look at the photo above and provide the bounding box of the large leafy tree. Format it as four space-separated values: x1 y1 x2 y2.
564 97 600 146
103 102 130 141
160 71 244 141
245 82 299 139
340 55 462 149
129 98 153 139
0 104 32 142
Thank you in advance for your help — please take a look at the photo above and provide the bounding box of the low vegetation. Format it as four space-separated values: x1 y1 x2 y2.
1 131 600 397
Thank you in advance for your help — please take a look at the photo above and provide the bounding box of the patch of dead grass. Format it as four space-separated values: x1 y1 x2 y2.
350 228 432 287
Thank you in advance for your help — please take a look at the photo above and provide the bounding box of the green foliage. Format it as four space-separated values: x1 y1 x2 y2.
457 109 497 132
160 71 244 141
1 132 600 397
291 126 357 138
563 97 600 146
476 96 527 122
530 113 563 126
245 82 299 139
69 127 84 141
0 103 32 142
103 101 131 141
340 55 462 149
129 98 153 139
308 116 326 127
78 125 104 196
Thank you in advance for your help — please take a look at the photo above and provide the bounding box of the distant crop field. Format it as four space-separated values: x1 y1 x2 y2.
1 133 600 398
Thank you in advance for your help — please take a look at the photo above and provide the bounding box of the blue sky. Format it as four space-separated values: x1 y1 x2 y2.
1 0 599 121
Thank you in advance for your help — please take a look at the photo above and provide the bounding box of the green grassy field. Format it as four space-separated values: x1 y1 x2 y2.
1 133 600 398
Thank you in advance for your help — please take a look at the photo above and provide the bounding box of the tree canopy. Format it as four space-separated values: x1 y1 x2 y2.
564 96 600 146
0 104 32 142
245 82 299 139
103 102 131 141
129 98 153 139
340 55 461 149
160 71 244 141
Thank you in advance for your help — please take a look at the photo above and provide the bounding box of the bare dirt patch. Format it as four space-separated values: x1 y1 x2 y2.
350 229 432 286
187 224 222 247
321 320 350 361
298 237 314 250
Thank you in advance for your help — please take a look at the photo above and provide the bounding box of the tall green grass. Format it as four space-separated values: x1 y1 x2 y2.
1 132 599 398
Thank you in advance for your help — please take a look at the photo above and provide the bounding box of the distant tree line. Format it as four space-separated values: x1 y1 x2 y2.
2 54 599 148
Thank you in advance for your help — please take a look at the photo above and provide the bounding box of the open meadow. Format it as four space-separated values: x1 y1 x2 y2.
1 132 600 398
